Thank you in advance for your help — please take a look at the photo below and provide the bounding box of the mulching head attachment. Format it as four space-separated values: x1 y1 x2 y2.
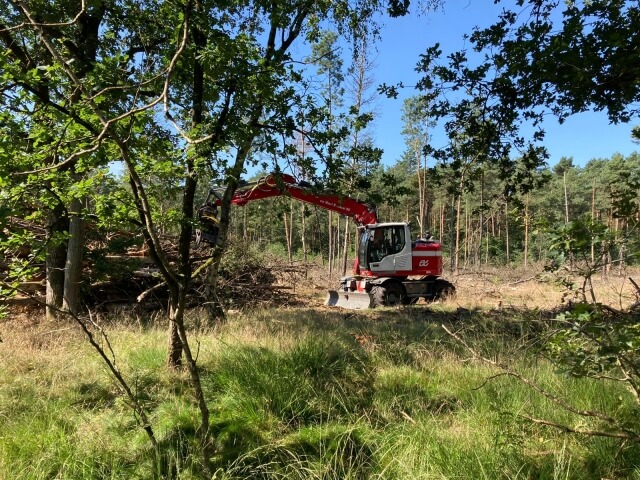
195 202 219 246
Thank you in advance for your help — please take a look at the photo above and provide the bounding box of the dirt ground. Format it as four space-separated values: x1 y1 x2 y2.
308 264 640 312
4 264 639 322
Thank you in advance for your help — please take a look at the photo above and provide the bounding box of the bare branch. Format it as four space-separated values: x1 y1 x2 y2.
521 415 640 441
2 0 87 32
87 72 165 102
442 324 626 426
136 281 167 303
17 140 104 175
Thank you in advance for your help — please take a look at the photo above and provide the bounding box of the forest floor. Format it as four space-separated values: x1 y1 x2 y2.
4 263 639 321
293 263 640 313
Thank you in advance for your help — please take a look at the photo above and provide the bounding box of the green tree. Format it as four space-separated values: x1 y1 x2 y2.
401 96 433 238
1 1 414 475
307 30 345 274
0 0 114 318
340 37 381 273
408 0 640 201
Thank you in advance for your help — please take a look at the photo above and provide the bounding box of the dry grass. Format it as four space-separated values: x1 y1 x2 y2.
445 266 640 311
295 263 640 313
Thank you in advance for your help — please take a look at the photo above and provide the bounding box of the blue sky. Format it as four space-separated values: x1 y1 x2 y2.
369 1 639 169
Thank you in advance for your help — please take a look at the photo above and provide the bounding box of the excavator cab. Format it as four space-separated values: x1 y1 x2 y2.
358 224 409 273
328 223 413 309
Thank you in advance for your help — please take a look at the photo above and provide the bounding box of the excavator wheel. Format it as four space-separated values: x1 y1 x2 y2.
371 281 406 307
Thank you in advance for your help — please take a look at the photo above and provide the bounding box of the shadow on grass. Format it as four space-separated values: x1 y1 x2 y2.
235 304 556 363
194 304 640 478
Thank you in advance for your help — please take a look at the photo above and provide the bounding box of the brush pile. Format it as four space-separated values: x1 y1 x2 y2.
1 222 295 313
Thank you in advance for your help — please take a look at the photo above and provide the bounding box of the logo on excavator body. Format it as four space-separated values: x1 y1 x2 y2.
418 260 429 267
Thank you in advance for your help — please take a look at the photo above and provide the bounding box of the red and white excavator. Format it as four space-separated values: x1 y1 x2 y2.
196 173 455 309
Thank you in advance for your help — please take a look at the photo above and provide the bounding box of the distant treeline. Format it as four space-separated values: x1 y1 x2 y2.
227 153 640 274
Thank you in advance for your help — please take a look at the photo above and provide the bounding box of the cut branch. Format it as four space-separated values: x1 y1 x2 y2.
521 415 640 441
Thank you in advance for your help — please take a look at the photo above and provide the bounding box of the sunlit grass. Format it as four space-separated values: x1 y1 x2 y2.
1 300 639 479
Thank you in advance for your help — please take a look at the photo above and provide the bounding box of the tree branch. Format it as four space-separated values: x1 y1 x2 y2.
442 324 632 429
520 414 640 441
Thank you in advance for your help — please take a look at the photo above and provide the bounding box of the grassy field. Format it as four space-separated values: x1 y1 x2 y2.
1 269 639 479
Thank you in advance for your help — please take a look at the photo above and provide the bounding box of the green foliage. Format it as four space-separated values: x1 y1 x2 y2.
549 304 640 382
414 0 640 202
550 220 605 256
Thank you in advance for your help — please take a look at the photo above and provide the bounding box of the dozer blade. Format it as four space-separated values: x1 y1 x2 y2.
325 290 373 309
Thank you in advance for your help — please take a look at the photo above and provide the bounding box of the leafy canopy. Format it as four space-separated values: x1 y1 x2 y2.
404 0 640 196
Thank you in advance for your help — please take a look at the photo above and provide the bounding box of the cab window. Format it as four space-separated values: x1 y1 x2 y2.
369 226 405 262
390 226 405 253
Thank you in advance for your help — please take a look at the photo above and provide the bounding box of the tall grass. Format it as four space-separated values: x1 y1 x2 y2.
1 306 639 479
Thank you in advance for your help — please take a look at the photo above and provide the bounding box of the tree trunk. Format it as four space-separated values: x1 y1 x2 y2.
478 172 484 267
505 199 510 265
417 151 427 238
591 180 596 264
284 208 292 264
167 281 214 476
449 196 456 273
301 204 308 278
523 194 529 268
328 211 333 275
169 0 205 363
46 203 68 320
335 216 341 273
167 294 184 367
440 203 444 243
563 171 569 224
243 205 248 241
341 219 350 275
455 194 461 272
62 196 84 315
615 217 623 274
463 198 469 268
289 199 294 262
485 213 491 265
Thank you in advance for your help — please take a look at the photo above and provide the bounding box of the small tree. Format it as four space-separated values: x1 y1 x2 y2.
547 217 617 304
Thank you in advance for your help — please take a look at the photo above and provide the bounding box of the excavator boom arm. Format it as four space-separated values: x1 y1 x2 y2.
212 173 378 226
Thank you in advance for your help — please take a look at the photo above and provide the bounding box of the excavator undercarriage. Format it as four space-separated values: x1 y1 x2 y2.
326 276 455 309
